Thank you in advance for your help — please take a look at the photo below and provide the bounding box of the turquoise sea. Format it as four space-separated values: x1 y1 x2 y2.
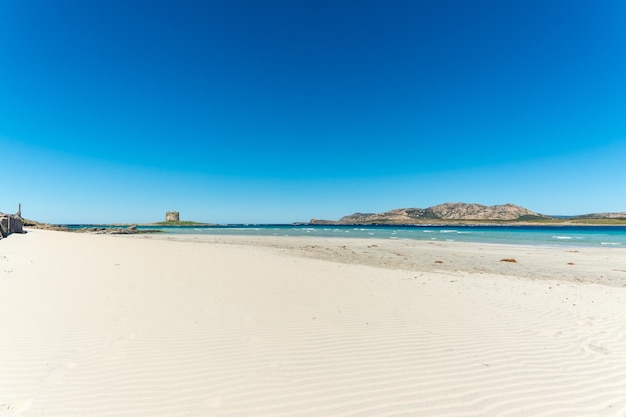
66 224 626 248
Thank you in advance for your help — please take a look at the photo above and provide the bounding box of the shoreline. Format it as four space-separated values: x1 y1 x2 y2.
48 223 626 250
2 229 626 416
56 220 626 227
130 232 626 288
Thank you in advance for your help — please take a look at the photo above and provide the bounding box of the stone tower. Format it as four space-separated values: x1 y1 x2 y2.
166 211 180 222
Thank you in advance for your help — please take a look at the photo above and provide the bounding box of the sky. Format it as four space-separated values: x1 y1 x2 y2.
1 0 625 224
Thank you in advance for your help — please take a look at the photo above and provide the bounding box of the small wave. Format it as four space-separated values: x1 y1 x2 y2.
601 242 621 246
422 230 434 233
552 236 573 240
439 230 458 234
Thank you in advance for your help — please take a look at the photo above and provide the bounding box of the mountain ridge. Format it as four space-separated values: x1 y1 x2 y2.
310 202 549 225
574 212 626 220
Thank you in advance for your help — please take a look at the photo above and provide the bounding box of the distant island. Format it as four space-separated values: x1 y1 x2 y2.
309 203 626 225
145 220 215 226
146 211 215 226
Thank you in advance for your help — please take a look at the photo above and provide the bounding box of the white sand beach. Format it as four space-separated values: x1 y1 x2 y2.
1 229 626 417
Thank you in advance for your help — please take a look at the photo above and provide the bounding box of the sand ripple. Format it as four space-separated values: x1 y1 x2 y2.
1 230 625 416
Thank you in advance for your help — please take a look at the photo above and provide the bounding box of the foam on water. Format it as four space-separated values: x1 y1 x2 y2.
64 224 626 247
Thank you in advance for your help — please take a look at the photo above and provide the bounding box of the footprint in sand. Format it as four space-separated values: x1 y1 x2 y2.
186 396 223 416
108 333 138 356
539 329 562 338
198 397 222 408
576 317 594 326
0 399 32 417
585 344 609 355
45 362 77 385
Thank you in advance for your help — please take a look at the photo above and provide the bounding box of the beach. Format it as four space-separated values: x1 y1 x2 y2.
2 229 626 416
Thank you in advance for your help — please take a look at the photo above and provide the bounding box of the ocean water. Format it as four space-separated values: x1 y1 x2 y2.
66 224 626 248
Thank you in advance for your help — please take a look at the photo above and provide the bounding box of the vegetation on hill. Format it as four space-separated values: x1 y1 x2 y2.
150 220 214 226
309 203 626 226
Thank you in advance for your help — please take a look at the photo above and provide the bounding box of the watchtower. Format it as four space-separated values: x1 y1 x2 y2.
165 211 180 222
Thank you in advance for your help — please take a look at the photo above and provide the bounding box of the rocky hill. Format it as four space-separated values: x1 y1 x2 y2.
573 212 626 220
310 203 548 225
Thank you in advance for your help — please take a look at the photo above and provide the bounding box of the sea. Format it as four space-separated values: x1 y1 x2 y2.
65 224 626 248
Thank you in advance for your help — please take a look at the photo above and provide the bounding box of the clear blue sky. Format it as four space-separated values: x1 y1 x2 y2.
2 0 625 224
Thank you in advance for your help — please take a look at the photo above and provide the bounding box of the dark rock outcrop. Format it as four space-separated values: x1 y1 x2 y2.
75 225 160 234
22 218 70 232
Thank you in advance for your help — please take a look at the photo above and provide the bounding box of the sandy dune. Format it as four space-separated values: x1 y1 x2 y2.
1 229 625 416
